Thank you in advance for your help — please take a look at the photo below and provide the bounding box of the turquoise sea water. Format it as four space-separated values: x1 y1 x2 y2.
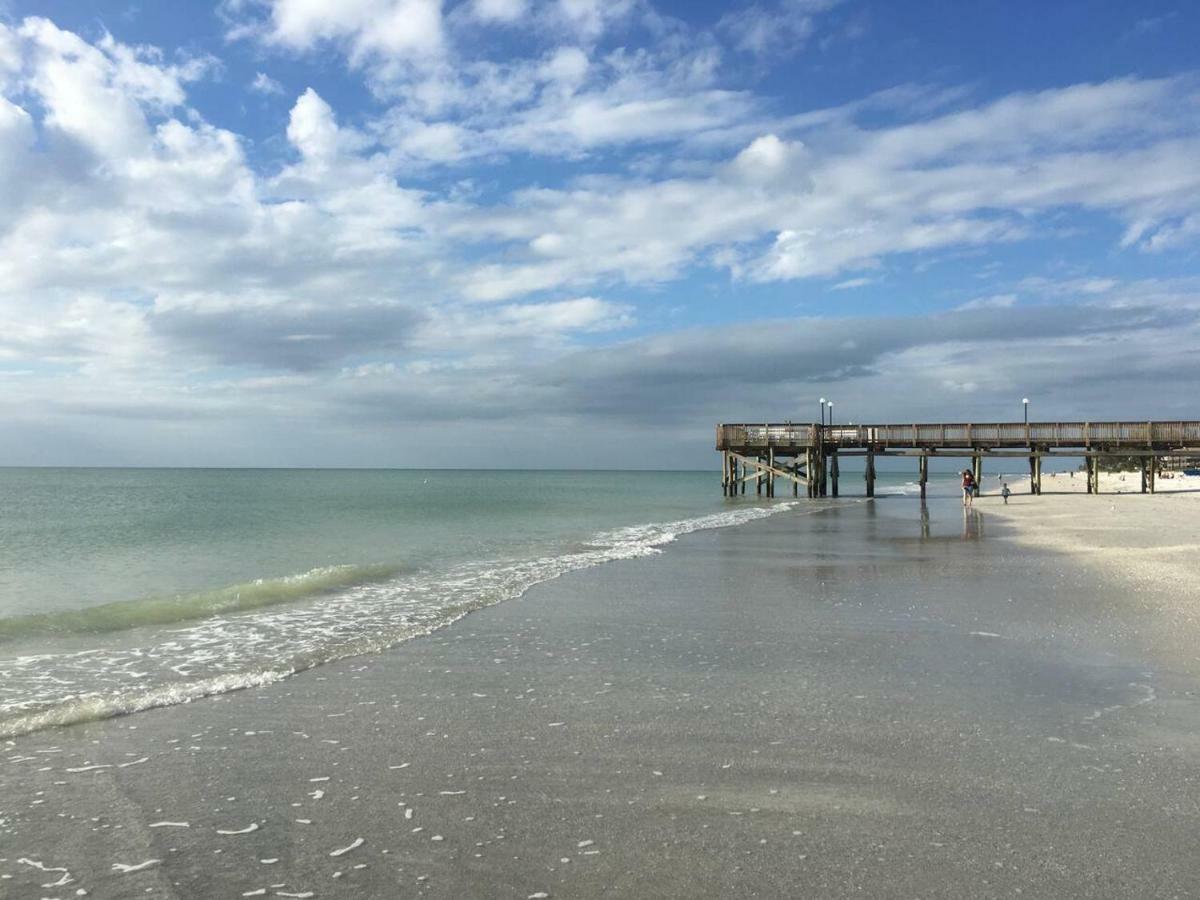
0 467 942 737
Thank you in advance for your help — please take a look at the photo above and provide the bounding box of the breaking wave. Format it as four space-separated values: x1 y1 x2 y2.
0 564 405 642
0 501 799 739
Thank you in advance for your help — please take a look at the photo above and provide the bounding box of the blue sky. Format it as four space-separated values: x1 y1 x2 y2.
0 0 1198 466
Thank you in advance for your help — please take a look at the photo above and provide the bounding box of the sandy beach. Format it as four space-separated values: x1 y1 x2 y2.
979 471 1200 666
4 494 1200 899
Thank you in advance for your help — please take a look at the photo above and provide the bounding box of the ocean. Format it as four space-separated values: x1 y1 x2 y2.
0 467 944 738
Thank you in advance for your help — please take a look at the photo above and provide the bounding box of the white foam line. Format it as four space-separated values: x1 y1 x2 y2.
118 756 149 767
329 838 364 857
968 631 1001 638
149 821 190 828
112 860 160 874
4 496 807 741
217 823 260 835
65 764 112 773
1 669 292 740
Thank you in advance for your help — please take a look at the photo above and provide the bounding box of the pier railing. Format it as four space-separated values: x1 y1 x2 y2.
716 421 1200 451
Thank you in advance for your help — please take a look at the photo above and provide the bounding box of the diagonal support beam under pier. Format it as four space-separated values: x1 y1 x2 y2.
730 452 808 485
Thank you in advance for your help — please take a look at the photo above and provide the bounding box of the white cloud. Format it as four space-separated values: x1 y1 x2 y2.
250 70 285 95
17 16 196 158
416 296 634 350
435 75 1200 302
287 87 342 160
4 15 1200 464
718 0 841 59
550 0 639 42
468 0 529 24
955 294 1016 311
730 133 805 181
1141 213 1200 252
223 0 450 118
0 94 33 173
0 23 24 89
1019 276 1119 297
365 41 756 163
389 118 467 162
540 45 589 90
496 296 632 332
258 0 445 62
831 277 875 290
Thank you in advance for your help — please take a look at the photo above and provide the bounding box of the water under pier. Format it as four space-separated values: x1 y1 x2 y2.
716 421 1200 498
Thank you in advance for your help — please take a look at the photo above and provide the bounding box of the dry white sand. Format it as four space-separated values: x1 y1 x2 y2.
981 470 1200 654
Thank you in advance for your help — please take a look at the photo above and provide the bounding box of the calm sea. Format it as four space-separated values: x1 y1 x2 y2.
0 467 939 737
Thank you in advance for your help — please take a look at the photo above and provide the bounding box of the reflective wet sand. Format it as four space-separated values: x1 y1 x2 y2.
3 497 1198 898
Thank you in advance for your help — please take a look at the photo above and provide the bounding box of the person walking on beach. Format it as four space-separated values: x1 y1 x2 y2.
961 469 975 507
1001 482 1011 504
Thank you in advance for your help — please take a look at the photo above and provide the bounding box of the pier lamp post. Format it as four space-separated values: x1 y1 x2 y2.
1023 398 1029 425
828 401 834 427
819 398 826 427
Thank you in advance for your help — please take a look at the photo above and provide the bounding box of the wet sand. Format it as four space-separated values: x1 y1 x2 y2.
4 497 1200 899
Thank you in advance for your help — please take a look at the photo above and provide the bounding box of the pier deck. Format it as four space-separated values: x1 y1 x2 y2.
716 421 1200 499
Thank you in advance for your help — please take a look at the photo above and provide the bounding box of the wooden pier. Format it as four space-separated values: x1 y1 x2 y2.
716 421 1200 499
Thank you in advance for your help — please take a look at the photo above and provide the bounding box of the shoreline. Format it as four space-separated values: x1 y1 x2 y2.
4 496 1200 897
0 497 811 741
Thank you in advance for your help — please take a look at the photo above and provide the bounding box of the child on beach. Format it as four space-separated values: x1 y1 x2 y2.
961 470 975 507
1001 483 1011 504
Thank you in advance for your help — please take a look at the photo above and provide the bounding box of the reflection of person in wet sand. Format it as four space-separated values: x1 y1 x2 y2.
962 507 983 540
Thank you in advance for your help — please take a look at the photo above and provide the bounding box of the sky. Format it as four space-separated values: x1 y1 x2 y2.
1 0 1199 468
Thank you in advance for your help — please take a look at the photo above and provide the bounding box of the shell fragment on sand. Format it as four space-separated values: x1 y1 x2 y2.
216 823 260 835
329 837 364 857
112 860 161 874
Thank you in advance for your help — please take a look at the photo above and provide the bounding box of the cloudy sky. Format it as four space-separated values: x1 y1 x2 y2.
1 0 1198 467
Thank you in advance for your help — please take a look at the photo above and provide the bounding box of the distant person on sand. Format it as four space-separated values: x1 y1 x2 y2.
1001 483 1011 504
961 470 975 507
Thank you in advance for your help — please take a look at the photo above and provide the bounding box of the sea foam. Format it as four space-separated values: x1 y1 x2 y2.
0 500 799 739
